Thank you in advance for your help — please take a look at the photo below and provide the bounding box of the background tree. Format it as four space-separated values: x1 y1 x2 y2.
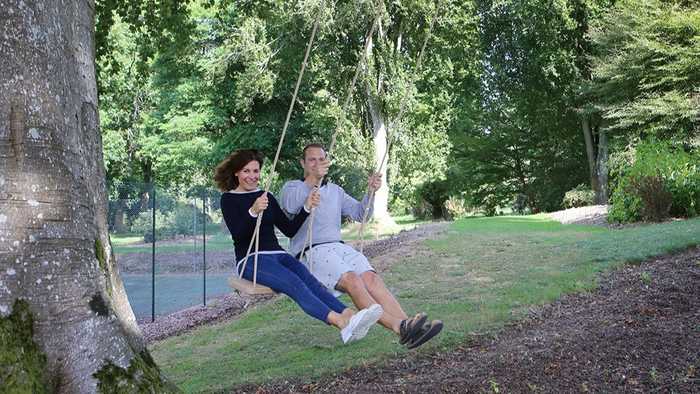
588 0 700 222
448 0 615 213
586 0 699 144
98 0 478 220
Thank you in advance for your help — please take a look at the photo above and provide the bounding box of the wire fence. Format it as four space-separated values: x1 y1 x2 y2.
108 182 278 322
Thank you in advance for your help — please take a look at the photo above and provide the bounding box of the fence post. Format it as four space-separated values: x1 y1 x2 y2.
151 183 156 323
202 193 207 306
193 198 197 271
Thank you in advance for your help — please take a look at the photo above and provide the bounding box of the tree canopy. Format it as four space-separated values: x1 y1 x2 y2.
96 0 699 215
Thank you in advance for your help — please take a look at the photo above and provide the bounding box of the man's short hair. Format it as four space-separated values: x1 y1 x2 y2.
302 143 326 160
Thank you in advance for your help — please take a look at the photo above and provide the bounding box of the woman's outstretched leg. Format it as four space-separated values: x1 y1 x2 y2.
240 254 341 324
240 254 382 343
278 254 347 314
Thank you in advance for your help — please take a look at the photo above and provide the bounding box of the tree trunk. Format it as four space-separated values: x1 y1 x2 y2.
581 116 600 194
596 128 609 203
0 1 175 392
367 94 392 222
364 32 393 224
581 116 608 204
112 187 129 233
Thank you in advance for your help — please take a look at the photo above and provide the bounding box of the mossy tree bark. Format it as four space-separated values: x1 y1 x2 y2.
0 1 175 392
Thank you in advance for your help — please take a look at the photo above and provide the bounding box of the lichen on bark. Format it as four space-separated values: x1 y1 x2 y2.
95 237 113 297
95 238 107 272
0 299 48 393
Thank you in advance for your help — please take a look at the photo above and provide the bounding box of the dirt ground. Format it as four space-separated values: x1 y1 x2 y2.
234 246 699 393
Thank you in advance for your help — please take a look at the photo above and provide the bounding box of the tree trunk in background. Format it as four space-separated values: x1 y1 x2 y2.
367 94 393 223
581 116 608 204
596 128 609 203
364 32 393 224
0 1 174 392
112 188 128 233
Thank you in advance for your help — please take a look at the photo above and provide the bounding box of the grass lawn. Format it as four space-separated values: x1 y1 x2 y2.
341 214 432 241
111 231 233 255
150 215 700 393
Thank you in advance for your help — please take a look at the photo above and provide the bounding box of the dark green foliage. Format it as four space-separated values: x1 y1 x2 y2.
414 179 451 219
609 139 700 222
0 300 48 393
98 0 473 212
95 0 698 225
587 0 700 141
449 0 598 214
563 184 596 208
96 0 194 92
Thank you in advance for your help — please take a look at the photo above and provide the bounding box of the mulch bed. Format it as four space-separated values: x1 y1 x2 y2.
233 246 700 393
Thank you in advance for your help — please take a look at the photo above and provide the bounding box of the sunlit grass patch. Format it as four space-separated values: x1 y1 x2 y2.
341 214 431 241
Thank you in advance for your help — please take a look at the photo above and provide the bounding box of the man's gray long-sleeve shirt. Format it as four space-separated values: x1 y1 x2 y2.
280 180 373 256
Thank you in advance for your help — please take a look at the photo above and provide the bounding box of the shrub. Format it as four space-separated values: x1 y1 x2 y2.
609 140 699 223
481 193 500 216
171 204 199 236
562 184 595 208
608 177 643 223
414 180 451 219
389 196 412 216
129 202 210 241
512 193 529 214
631 174 673 221
131 210 174 242
411 199 433 220
444 196 472 220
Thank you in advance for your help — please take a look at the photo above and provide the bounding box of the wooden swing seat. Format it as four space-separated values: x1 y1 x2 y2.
228 276 276 295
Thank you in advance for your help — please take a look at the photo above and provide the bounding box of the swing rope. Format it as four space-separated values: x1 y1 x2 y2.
357 1 442 253
299 7 383 271
234 0 440 292
237 17 321 287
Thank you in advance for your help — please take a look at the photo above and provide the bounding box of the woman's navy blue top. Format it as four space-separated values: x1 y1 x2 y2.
221 189 309 261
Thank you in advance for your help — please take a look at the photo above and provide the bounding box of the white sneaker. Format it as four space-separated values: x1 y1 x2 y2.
340 304 383 344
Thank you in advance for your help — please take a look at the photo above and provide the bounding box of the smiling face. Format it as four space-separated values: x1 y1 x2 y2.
234 160 261 191
301 146 327 178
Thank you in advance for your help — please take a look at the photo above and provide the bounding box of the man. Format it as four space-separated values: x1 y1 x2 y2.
280 144 442 349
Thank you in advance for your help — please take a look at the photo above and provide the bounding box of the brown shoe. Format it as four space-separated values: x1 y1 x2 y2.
406 320 443 349
399 312 428 345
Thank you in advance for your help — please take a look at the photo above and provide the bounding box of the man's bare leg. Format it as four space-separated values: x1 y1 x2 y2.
361 271 408 328
336 272 403 334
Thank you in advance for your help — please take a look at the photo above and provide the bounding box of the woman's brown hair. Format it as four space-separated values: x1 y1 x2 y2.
214 149 265 191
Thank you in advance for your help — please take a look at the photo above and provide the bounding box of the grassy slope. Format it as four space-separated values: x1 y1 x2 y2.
151 215 700 393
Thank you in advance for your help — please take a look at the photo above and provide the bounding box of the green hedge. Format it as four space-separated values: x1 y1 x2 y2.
609 140 699 223
562 184 595 208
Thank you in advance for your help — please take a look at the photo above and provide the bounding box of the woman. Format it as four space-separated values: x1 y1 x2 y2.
215 149 382 344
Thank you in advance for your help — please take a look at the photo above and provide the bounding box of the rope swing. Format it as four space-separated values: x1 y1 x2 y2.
230 4 382 295
299 5 382 272
229 1 441 295
229 15 321 296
